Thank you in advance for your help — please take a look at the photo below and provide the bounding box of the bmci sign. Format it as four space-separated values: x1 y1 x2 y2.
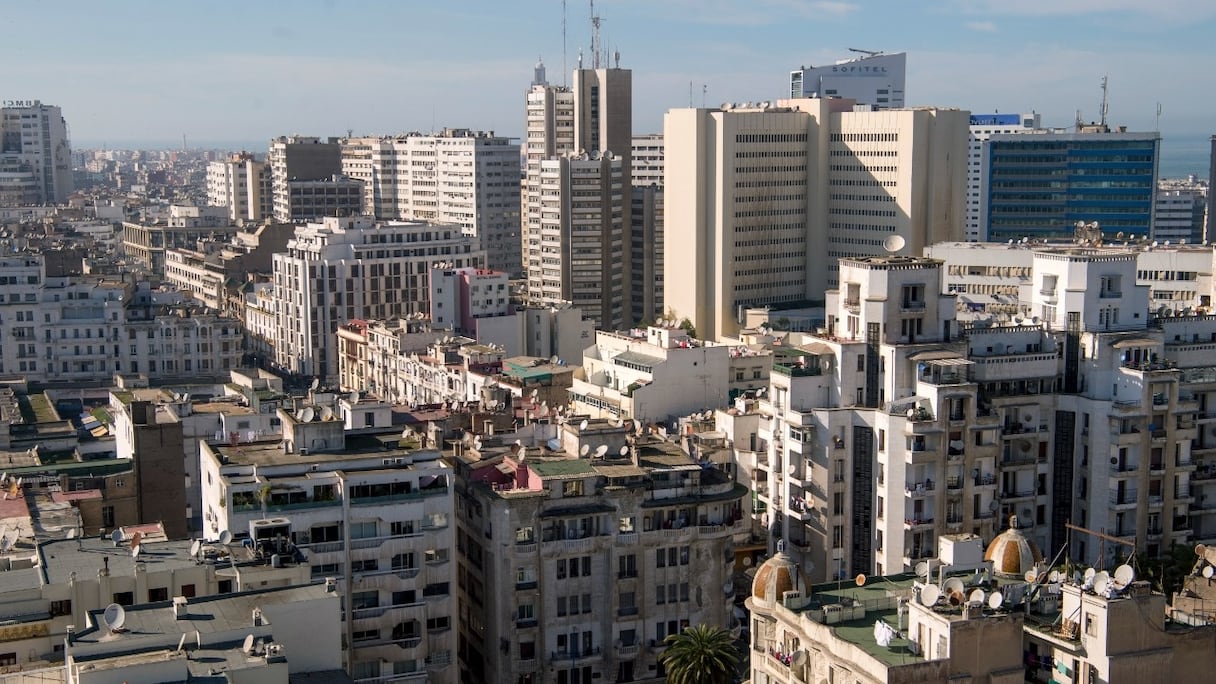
970 114 1022 126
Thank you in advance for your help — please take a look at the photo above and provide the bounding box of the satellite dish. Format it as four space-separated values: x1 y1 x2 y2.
969 589 986 605
920 584 941 606
944 577 965 595
103 603 126 631
131 543 142 559
1083 568 1096 585
401 429 412 440
242 634 255 655
66 528 77 539
348 391 359 404
310 378 320 391
791 650 808 667
855 574 867 587
594 445 608 458
915 561 929 579
619 445 629 456
550 355 560 364
1093 572 1111 594
219 530 233 545
190 539 202 557
1024 570 1038 584
742 557 753 567
882 234 906 254
1048 570 1061 583
300 407 315 423
320 406 334 421
546 438 562 451
988 591 1004 610
177 633 187 653
1205 566 1214 579
579 419 589 431
1198 544 1208 557
579 444 590 456
1113 564 1135 587
110 529 124 545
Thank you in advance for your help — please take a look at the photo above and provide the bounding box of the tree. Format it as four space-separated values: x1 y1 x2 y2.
677 318 697 339
660 624 740 684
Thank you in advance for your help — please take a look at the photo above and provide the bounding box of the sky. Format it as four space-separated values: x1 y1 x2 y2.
8 0 1216 159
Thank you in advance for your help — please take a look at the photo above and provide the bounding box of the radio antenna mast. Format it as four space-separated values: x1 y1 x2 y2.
590 0 603 69
1099 75 1109 128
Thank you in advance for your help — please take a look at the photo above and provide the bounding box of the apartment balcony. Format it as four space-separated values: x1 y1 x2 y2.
1112 401 1146 416
973 474 997 489
906 481 936 497
945 516 965 532
1149 461 1166 475
616 642 641 659
1109 490 1138 510
551 647 602 664
1001 489 1036 502
903 517 935 530
906 419 942 435
946 476 963 492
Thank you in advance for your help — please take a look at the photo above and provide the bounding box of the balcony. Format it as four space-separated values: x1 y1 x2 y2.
974 473 996 488
906 481 936 497
616 642 641 659
1149 461 1165 475
904 517 935 530
1109 490 1138 509
946 476 963 492
551 647 602 663
1001 489 1036 502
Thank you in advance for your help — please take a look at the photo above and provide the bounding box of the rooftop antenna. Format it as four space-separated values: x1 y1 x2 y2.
1099 75 1109 128
590 0 603 69
1155 102 1162 133
103 603 126 633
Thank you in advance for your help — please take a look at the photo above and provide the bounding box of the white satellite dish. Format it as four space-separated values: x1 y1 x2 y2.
791 650 807 667
1204 566 1214 579
594 445 608 458
579 444 590 457
1048 570 1061 583
915 561 930 579
219 530 233 545
103 603 126 631
920 584 940 606
401 429 412 440
348 391 359 404
1024 569 1038 584
110 529 124 545
944 577 965 595
1113 564 1135 587
190 540 202 557
242 634 255 655
1093 572 1111 594
969 589 986 605
131 543 141 559
619 445 629 457
66 528 77 539
579 419 589 431
546 438 561 451
299 407 315 423
320 406 334 421
988 591 1004 610
855 574 867 587
1083 568 1097 583
882 234 906 254
310 378 320 391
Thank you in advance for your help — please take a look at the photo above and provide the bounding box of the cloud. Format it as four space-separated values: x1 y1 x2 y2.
965 20 997 32
954 0 1216 20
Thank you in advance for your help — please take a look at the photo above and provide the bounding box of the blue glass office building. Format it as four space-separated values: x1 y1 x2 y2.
983 131 1160 241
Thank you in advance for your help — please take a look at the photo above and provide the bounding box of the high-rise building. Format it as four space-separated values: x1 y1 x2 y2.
789 52 906 109
1153 181 1207 244
341 129 522 275
267 136 361 222
1208 134 1216 241
983 127 1160 241
523 59 633 328
966 113 1042 241
271 216 484 380
0 100 73 204
631 134 664 325
207 152 272 222
664 99 968 340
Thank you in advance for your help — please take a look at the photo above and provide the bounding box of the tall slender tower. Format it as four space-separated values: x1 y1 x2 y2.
523 26 633 330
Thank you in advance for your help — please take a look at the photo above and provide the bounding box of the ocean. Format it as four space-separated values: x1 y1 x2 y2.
1159 133 1211 180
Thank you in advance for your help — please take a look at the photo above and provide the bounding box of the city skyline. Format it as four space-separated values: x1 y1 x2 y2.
9 0 1216 152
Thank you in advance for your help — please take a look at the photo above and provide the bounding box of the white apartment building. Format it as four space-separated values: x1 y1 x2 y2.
429 266 511 335
206 152 271 222
924 240 1215 318
631 134 663 188
200 402 457 682
664 98 968 341
570 326 770 423
533 152 629 329
270 216 483 380
966 113 1042 241
0 100 73 204
121 205 237 274
789 52 907 109
452 418 746 684
630 134 664 325
1153 180 1207 244
341 129 522 276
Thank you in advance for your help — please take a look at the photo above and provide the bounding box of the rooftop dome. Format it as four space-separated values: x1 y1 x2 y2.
751 541 811 610
985 515 1043 577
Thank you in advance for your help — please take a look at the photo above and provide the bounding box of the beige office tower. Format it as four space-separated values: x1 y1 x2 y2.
523 59 633 328
664 99 968 341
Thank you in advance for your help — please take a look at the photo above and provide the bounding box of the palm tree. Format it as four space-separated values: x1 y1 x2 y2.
660 624 740 684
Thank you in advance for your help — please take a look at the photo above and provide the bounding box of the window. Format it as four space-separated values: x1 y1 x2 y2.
562 480 584 497
102 505 115 528
352 559 379 572
352 628 379 642
50 599 71 617
350 521 377 539
148 587 169 603
112 591 134 606
351 590 379 610
392 553 416 571
181 584 196 598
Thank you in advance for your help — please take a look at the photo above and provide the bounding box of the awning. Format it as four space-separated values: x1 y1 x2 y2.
924 357 974 367
908 349 964 361
1111 337 1159 349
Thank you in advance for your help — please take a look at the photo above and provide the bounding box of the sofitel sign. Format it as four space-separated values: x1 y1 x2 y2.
830 66 888 74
